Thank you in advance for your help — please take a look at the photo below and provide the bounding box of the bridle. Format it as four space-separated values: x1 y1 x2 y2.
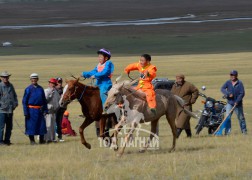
64 83 87 103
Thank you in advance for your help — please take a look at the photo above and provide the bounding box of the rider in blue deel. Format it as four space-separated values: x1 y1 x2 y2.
81 48 114 136
81 48 114 107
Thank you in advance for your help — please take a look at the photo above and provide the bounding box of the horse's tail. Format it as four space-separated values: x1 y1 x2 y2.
174 95 199 119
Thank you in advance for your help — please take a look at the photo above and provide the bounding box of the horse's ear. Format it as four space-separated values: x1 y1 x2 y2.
73 78 80 85
65 78 68 83
114 74 122 84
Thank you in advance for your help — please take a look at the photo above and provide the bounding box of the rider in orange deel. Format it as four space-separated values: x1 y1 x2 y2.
124 54 157 114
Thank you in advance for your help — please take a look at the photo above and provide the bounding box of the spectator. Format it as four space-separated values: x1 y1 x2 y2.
55 77 66 142
22 73 47 145
171 74 199 138
44 78 60 143
0 71 18 146
215 70 247 135
61 111 76 136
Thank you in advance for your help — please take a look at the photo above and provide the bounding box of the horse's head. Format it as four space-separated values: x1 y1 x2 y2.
104 82 124 111
104 77 138 111
59 79 80 108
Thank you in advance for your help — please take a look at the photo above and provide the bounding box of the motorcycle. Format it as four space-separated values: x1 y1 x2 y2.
195 86 227 135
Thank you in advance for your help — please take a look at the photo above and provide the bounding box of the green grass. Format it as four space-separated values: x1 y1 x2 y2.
1 30 252 56
0 52 252 179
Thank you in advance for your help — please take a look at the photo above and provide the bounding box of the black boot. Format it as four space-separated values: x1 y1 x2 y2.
176 128 183 138
39 135 46 144
29 135 37 145
185 129 192 138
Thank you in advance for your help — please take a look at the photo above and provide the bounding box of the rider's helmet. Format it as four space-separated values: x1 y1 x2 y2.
97 48 111 60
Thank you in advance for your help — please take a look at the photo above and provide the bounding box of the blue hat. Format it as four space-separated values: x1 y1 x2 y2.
230 70 238 76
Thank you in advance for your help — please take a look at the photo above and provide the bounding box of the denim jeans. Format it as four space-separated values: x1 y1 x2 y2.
0 113 13 144
216 103 247 135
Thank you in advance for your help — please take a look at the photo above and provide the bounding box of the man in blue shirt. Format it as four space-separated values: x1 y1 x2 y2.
216 70 247 135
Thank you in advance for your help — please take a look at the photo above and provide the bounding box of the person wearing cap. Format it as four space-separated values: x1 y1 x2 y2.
171 74 199 138
0 71 18 145
81 48 114 136
61 111 76 136
22 73 48 145
215 70 247 135
55 77 66 142
124 54 157 114
44 78 61 143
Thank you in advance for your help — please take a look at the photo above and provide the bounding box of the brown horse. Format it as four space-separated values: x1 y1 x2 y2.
59 78 110 149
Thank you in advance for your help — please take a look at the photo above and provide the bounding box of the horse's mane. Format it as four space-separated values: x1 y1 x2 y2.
77 81 99 90
67 79 99 90
124 87 146 100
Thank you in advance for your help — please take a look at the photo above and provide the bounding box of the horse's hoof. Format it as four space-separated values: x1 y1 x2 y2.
117 153 123 157
138 149 146 153
84 143 91 149
114 146 119 152
169 148 175 153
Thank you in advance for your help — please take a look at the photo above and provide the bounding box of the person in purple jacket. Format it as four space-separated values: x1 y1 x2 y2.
215 70 247 135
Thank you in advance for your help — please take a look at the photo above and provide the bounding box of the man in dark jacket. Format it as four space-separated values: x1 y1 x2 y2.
0 71 18 145
215 70 247 135
55 77 66 142
171 74 199 138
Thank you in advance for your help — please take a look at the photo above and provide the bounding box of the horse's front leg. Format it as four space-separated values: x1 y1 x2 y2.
99 116 107 138
79 118 94 149
117 122 138 157
111 121 124 151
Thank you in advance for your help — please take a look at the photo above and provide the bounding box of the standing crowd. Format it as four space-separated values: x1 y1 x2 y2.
0 72 76 146
0 48 248 146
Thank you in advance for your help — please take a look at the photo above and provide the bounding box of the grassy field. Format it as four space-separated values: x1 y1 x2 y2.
0 53 252 179
1 0 252 179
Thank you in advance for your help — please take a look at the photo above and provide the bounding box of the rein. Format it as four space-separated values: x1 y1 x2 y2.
66 83 87 102
78 85 87 101
124 87 146 101
115 87 145 108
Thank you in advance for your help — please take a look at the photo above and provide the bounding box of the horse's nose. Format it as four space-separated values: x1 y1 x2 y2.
104 106 108 111
60 101 65 107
